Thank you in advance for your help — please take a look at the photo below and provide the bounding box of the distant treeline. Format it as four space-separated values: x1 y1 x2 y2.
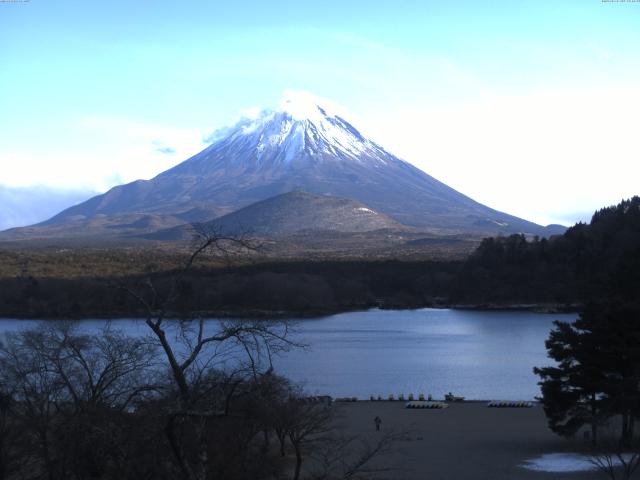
0 260 459 318
457 196 640 306
1 197 639 319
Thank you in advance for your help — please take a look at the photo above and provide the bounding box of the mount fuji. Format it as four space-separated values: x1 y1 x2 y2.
3 91 564 243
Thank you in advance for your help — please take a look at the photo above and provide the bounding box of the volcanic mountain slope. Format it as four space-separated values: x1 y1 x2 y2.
145 191 478 260
6 91 564 239
0 212 188 244
210 190 408 235
148 191 408 240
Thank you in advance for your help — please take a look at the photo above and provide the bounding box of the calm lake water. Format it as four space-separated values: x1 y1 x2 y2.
0 308 575 400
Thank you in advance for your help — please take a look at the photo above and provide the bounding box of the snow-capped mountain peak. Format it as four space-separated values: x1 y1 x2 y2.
201 91 386 166
277 90 328 122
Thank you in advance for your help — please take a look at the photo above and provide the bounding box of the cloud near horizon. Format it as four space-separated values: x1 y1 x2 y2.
0 185 96 231
358 86 640 226
156 146 176 155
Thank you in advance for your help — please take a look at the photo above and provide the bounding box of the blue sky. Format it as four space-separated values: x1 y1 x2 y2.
1 0 639 228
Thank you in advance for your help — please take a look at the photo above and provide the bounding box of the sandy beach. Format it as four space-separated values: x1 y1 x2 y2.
331 401 603 480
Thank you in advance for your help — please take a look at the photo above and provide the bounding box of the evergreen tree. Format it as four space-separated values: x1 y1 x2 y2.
534 314 607 444
588 303 640 446
535 302 640 446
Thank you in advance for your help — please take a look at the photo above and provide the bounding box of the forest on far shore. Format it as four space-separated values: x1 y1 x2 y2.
0 197 638 319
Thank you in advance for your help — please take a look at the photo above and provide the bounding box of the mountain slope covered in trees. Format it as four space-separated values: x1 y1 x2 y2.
454 196 640 305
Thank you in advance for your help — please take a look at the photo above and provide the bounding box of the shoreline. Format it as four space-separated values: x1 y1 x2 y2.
0 302 580 321
335 398 541 403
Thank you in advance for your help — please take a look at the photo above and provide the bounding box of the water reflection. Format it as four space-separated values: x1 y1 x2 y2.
0 308 575 400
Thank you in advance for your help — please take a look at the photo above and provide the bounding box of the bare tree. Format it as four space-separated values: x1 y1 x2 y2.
285 401 334 480
0 326 71 480
0 388 19 480
310 430 402 480
118 226 300 480
119 226 294 403
0 322 159 480
35 322 158 410
588 426 640 480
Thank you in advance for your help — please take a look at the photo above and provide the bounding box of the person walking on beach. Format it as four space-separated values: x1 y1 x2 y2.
374 416 382 431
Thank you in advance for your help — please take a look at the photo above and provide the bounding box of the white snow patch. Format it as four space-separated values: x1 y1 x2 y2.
355 207 376 214
520 453 634 473
521 453 596 472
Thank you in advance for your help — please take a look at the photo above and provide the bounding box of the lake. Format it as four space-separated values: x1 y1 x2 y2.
0 308 575 400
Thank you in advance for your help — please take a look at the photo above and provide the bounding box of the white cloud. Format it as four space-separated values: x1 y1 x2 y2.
0 117 210 192
359 86 640 225
0 185 95 230
74 116 209 187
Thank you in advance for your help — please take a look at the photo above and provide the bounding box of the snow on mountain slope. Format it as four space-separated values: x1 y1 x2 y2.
165 90 390 175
